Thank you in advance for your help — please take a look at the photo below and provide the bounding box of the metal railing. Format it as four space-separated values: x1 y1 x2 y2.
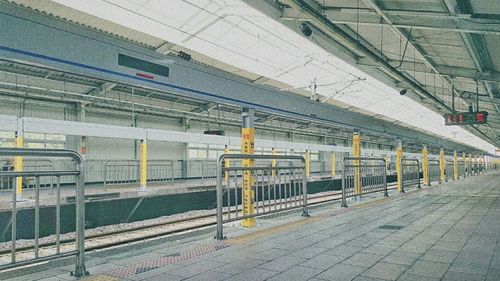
401 158 421 192
216 154 308 240
341 157 387 208
0 148 86 277
445 161 454 182
188 160 217 183
1 159 54 190
428 160 440 184
458 160 466 179
103 159 174 189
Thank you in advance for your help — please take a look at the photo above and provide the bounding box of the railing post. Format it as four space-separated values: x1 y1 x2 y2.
215 156 224 240
331 151 336 178
240 108 255 228
400 158 405 193
301 157 309 217
139 139 147 191
439 148 446 183
383 158 388 197
272 148 276 177
14 132 24 200
353 132 361 200
453 151 459 180
341 158 347 207
422 145 429 186
417 159 421 189
73 153 87 277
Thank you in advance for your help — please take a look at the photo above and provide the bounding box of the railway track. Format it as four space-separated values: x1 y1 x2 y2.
0 182 411 264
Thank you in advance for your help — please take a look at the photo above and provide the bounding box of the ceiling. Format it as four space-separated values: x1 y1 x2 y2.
2 0 500 154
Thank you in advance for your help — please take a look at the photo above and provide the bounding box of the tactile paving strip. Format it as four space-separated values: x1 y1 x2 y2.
104 240 230 278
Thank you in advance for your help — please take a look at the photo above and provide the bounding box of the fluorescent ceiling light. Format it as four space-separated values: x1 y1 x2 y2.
51 0 497 153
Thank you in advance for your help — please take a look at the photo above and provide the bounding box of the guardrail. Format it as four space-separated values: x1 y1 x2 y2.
401 158 421 192
103 159 174 189
1 159 54 190
216 154 308 240
445 162 453 182
458 160 466 179
0 148 87 277
341 157 387 208
428 159 440 185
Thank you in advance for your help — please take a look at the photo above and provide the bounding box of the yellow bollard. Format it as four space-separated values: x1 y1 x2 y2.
241 127 255 227
14 135 24 198
422 146 429 186
353 132 361 196
139 139 147 190
439 148 446 183
331 152 336 178
396 141 403 192
453 151 458 180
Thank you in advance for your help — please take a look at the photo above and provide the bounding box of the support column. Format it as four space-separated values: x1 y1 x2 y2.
241 108 255 228
353 131 361 197
453 151 459 180
396 139 403 192
474 154 478 175
139 139 147 191
224 145 230 182
439 148 446 183
331 151 336 178
422 145 429 186
14 131 24 199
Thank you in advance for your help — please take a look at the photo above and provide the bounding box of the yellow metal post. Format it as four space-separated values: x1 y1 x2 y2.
353 132 361 196
139 139 147 190
462 152 466 178
422 145 429 186
396 140 403 192
305 150 310 178
224 145 230 182
439 148 446 183
241 108 255 228
14 134 24 198
453 151 458 180
331 151 336 178
271 148 276 177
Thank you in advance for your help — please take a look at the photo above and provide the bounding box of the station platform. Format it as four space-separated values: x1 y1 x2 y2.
2 171 499 281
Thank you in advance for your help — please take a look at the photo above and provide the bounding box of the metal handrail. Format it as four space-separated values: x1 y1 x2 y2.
341 157 387 208
0 148 86 277
216 154 308 240
401 158 421 192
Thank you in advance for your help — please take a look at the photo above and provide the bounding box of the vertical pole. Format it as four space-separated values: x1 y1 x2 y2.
462 152 466 178
453 151 458 180
439 148 446 183
305 150 310 178
74 155 86 277
331 151 336 178
271 148 276 177
396 139 403 192
468 153 472 176
422 145 429 186
224 145 230 182
241 108 255 228
14 132 24 200
353 131 361 198
139 139 147 191
384 155 389 172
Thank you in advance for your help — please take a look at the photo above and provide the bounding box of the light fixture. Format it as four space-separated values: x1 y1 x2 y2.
299 22 312 37
399 89 407 95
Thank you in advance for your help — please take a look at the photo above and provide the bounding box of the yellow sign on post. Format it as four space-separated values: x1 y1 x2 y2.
14 135 24 198
422 146 429 186
453 151 458 180
396 141 403 192
241 127 255 228
139 139 147 190
353 133 361 196
439 148 446 183
224 145 230 182
331 152 336 177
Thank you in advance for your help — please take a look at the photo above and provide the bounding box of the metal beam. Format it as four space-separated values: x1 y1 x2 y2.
296 8 500 35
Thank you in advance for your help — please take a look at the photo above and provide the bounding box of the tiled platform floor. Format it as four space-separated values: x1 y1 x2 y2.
4 171 499 281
